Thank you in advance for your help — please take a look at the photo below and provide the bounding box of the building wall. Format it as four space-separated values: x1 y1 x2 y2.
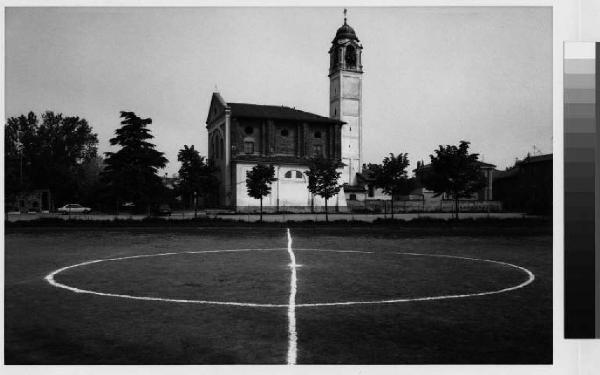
231 118 338 160
494 159 552 214
234 162 347 212
208 119 228 207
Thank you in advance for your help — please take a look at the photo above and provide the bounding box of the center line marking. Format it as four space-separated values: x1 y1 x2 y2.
286 228 298 365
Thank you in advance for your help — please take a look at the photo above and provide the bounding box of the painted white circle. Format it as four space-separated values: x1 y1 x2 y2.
44 248 535 308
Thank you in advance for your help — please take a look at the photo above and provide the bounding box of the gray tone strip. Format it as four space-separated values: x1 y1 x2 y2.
565 88 596 104
564 58 596 74
595 42 599 338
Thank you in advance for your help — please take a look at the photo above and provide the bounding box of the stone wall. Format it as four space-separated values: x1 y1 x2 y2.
236 205 350 214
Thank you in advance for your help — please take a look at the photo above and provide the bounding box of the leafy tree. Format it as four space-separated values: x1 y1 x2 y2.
305 157 343 222
78 156 106 209
4 111 98 209
4 118 26 211
177 145 219 209
417 141 486 219
366 153 413 219
245 164 277 222
101 111 168 213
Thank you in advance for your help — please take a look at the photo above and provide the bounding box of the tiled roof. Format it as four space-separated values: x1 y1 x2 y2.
519 154 553 165
229 103 343 124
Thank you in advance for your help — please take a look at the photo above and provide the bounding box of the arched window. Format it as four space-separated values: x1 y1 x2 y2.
284 170 304 181
333 48 340 66
244 141 254 154
314 131 322 139
219 137 224 159
345 45 356 68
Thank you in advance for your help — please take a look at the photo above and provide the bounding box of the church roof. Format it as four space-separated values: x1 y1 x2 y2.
333 21 359 43
228 102 344 124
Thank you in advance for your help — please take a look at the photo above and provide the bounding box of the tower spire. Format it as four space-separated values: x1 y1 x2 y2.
343 8 347 24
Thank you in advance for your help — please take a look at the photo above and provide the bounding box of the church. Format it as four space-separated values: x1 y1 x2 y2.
206 13 364 212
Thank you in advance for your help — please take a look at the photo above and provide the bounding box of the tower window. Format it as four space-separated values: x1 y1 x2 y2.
314 131 322 139
345 45 357 68
244 126 253 135
244 141 254 154
314 145 323 157
281 129 289 137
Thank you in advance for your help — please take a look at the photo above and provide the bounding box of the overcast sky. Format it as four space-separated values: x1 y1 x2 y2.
5 6 552 175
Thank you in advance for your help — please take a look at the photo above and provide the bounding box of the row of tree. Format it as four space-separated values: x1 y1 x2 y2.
245 141 487 221
6 110 486 218
5 111 219 214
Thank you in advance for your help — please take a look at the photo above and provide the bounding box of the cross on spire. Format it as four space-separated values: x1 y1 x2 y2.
343 8 347 24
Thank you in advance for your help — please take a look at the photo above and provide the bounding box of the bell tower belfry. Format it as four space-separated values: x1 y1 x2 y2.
329 9 363 186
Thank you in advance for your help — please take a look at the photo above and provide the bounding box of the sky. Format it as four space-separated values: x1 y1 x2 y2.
5 6 552 176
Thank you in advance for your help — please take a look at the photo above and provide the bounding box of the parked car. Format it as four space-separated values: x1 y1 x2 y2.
154 204 172 216
57 204 91 214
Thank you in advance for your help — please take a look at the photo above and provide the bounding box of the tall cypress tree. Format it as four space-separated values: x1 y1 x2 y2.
101 111 168 213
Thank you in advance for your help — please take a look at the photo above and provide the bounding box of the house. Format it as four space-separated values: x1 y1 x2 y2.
493 153 552 214
407 161 502 212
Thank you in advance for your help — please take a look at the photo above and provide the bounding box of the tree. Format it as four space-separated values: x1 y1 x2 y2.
366 153 414 219
245 164 277 222
177 145 219 209
4 111 99 209
78 156 106 209
101 111 168 213
305 157 343 222
417 141 486 219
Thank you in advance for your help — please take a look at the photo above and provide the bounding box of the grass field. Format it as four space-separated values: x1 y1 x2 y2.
4 225 552 364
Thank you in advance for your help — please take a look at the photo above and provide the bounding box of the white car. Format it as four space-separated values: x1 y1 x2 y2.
58 204 91 214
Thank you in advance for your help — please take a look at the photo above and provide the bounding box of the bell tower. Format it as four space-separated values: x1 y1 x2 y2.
329 9 363 186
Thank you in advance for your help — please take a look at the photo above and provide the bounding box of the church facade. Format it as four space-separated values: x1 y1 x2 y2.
206 15 363 212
